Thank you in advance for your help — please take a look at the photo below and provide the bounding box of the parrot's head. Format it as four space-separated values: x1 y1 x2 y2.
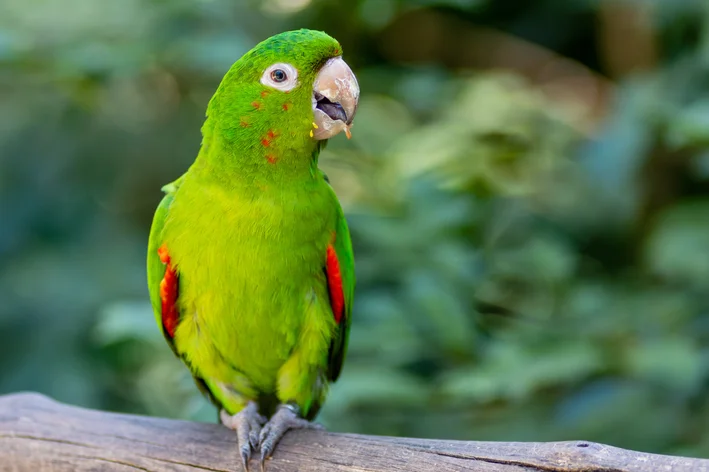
204 29 359 167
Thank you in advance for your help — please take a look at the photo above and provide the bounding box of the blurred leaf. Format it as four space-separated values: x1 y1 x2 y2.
644 201 709 289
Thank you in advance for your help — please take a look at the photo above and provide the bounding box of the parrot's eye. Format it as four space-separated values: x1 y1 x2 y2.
261 63 298 92
271 69 287 82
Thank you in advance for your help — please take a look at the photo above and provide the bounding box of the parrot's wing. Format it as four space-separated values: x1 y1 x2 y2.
325 202 355 382
147 176 227 411
147 175 185 355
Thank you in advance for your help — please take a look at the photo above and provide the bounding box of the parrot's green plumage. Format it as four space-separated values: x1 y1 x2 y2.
146 29 356 467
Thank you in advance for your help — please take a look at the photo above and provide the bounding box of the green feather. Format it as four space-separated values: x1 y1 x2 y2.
146 29 355 419
327 188 355 383
147 181 177 352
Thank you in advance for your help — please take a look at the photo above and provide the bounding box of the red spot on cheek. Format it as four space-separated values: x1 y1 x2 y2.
266 154 278 164
282 103 290 111
261 90 270 98
261 130 279 147
252 101 261 110
326 244 345 324
240 118 250 128
157 244 179 338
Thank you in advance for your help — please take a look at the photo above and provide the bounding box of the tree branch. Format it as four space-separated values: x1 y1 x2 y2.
1 392 707 471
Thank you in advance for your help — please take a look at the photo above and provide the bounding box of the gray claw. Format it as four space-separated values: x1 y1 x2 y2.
258 404 323 471
220 402 265 472
249 428 260 450
241 449 250 472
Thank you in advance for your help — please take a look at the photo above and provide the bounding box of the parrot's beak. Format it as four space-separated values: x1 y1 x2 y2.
312 57 359 140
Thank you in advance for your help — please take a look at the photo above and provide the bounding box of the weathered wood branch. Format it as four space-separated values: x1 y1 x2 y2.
1 393 707 472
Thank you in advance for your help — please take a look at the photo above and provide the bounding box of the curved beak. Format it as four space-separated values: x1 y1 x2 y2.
312 57 359 140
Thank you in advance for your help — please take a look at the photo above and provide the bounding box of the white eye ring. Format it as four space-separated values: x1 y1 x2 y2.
260 63 299 92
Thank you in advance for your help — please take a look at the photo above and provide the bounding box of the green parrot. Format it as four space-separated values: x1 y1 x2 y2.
147 29 357 470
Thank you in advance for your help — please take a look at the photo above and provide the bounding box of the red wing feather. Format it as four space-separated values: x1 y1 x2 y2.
158 244 179 337
325 244 344 324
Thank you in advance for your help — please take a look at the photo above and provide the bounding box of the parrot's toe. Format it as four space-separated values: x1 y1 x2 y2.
220 402 266 472
258 404 324 471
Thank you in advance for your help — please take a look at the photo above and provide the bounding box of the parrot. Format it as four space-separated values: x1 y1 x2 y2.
146 29 357 471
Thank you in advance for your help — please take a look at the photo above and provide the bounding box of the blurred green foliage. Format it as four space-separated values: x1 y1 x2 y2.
2 0 709 459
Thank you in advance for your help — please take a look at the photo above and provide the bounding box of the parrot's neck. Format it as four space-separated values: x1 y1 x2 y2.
191 115 324 188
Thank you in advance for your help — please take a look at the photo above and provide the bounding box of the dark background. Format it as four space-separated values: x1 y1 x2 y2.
2 0 709 458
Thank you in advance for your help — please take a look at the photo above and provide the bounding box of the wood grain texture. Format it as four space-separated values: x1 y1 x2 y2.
1 392 708 472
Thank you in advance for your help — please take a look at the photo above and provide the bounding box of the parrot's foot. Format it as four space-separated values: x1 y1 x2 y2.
258 404 324 472
220 402 266 471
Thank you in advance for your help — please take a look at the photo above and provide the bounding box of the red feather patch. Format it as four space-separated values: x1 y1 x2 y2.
157 244 179 338
326 244 344 324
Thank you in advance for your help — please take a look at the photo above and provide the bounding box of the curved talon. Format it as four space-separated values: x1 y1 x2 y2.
249 428 260 451
241 448 250 472
220 403 266 472
258 404 324 471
